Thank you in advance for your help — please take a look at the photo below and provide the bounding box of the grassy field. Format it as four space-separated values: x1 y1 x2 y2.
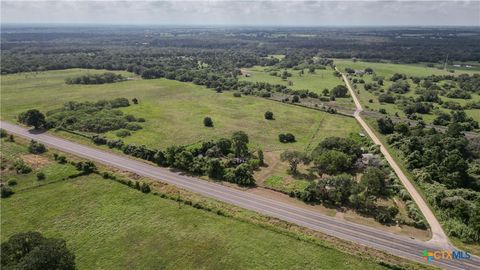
239 66 354 109
334 60 480 124
0 140 391 270
334 59 480 77
1 69 361 152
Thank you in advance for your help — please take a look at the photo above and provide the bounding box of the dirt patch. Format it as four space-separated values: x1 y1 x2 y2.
21 154 51 169
254 150 285 184
108 167 143 180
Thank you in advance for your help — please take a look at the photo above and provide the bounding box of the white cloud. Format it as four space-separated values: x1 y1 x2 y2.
1 0 479 26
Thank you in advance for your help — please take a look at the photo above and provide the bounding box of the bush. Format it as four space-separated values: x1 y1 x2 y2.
116 129 131 137
233 92 242 97
1 186 14 198
28 140 47 154
204 117 213 127
125 123 142 131
36 172 46 181
279 133 296 143
7 179 17 186
0 129 7 138
57 155 67 164
13 159 32 174
140 183 151 193
264 111 274 120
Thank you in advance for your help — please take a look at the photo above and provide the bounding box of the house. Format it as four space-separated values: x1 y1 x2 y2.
354 70 365 75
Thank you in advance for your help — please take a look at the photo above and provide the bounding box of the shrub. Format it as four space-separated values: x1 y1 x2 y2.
0 129 7 138
116 129 131 138
233 92 242 97
7 179 17 186
140 183 151 193
292 95 300 103
1 186 14 198
264 111 274 120
57 155 67 164
204 117 213 127
75 161 97 174
36 172 46 181
125 123 142 131
13 159 32 174
28 140 47 154
279 133 296 143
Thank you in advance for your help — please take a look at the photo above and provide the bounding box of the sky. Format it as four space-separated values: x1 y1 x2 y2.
1 0 480 26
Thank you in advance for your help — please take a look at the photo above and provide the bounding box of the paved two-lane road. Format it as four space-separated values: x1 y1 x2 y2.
1 121 479 270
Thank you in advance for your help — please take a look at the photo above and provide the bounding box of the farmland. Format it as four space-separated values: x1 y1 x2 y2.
1 69 361 152
335 59 480 125
0 139 392 270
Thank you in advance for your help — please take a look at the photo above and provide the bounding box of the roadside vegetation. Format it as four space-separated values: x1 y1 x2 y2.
1 137 423 270
373 118 480 246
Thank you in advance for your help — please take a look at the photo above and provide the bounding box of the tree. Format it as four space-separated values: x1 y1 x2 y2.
132 98 138 104
314 150 351 175
257 149 264 166
280 150 308 174
226 163 255 186
18 109 46 129
232 131 249 158
75 161 97 174
331 85 348 98
279 133 296 143
1 232 75 270
377 117 394 134
204 117 213 127
207 158 224 179
264 111 274 120
360 167 386 197
322 88 330 96
173 150 194 170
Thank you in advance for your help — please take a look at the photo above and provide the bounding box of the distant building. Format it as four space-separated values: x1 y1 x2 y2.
354 70 365 75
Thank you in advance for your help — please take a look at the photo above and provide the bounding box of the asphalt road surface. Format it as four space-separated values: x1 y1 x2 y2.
1 121 479 270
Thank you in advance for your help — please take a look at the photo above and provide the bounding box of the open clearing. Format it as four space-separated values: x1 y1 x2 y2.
239 65 355 109
0 141 389 270
1 69 360 152
334 59 480 77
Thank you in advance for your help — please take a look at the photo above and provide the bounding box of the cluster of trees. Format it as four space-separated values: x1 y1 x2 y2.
1 232 75 269
382 119 480 242
93 131 259 186
65 72 126 84
433 110 479 131
19 98 144 134
278 136 414 225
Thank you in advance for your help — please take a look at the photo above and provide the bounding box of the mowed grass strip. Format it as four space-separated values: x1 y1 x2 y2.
1 69 361 151
1 175 389 270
